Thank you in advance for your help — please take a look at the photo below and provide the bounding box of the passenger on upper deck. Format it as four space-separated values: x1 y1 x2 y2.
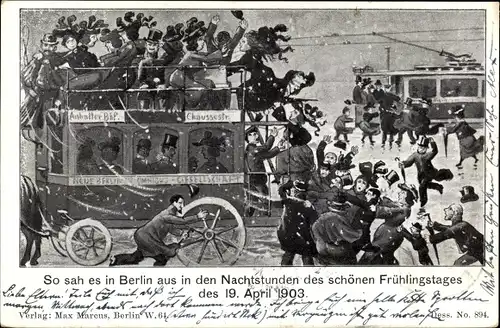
206 14 248 65
132 139 152 174
76 139 99 175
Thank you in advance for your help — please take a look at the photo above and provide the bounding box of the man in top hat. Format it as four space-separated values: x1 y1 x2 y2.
97 137 124 175
193 131 229 174
372 79 385 101
135 28 166 110
400 222 433 266
132 139 153 174
400 136 453 210
277 179 319 266
352 75 364 104
153 133 179 174
428 203 484 265
244 126 280 216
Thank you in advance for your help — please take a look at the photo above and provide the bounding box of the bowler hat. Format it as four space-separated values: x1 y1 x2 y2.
162 133 178 148
231 10 244 20
375 79 383 86
384 170 400 187
41 33 59 45
137 138 152 150
412 222 423 231
417 136 430 148
355 75 362 83
460 186 479 203
373 160 386 172
98 136 121 151
334 140 347 151
146 28 163 43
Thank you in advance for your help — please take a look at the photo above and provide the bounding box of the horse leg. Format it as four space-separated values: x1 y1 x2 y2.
30 235 42 266
20 226 33 267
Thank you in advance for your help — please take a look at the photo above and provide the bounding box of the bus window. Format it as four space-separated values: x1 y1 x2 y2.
49 126 64 174
132 128 179 174
75 127 124 175
409 79 437 98
189 128 234 173
441 78 478 97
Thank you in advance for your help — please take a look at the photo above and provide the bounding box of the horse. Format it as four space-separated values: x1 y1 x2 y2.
20 175 47 266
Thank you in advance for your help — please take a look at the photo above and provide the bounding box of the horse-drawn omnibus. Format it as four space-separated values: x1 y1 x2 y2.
21 64 294 267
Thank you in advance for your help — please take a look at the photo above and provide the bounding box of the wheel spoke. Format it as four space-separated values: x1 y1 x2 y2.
91 245 99 258
89 227 95 240
180 237 205 249
215 236 238 249
215 226 237 236
211 240 224 263
71 238 87 248
94 244 105 250
197 240 209 263
210 209 221 229
190 228 205 235
72 234 87 244
74 245 88 253
79 228 89 239
83 248 90 259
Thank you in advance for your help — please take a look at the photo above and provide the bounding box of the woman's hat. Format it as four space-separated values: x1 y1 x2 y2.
162 133 178 148
192 131 226 151
417 136 430 148
293 180 307 192
375 79 383 86
146 28 163 43
137 138 152 150
41 33 59 45
164 23 185 42
231 10 244 20
384 170 400 187
100 28 121 43
460 185 479 203
98 136 121 151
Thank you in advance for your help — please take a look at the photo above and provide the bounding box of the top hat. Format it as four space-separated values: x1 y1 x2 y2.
355 75 362 83
384 170 400 187
98 136 121 151
137 138 152 150
333 140 347 151
41 33 59 45
362 77 372 86
293 180 307 192
231 10 244 20
338 173 354 186
417 136 430 148
460 186 479 203
375 79 383 86
358 162 373 177
162 133 178 148
146 28 163 43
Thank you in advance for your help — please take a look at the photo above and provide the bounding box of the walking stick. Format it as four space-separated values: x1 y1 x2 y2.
395 157 406 183
423 213 440 265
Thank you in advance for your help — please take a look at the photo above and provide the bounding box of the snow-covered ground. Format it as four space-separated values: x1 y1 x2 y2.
20 127 485 267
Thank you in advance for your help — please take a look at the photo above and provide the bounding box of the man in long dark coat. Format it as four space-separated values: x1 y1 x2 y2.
110 195 208 266
400 136 453 209
428 203 484 265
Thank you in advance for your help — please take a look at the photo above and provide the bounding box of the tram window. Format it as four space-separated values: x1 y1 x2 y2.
75 127 124 175
482 80 485 97
441 79 478 97
409 79 437 98
132 128 179 174
189 128 234 173
50 126 64 174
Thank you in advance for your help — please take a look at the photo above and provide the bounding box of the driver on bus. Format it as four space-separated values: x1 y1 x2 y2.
110 194 208 266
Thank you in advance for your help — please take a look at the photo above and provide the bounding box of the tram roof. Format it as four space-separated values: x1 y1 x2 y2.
360 68 485 77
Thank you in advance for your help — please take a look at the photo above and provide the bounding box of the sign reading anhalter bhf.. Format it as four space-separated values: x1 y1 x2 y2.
68 110 126 123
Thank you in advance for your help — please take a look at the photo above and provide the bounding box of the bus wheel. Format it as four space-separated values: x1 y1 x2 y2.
176 197 246 266
65 218 112 266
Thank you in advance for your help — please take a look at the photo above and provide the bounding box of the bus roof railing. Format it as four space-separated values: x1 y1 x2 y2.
69 65 248 70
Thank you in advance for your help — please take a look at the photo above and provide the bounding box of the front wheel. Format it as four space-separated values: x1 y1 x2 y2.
65 219 112 266
176 197 246 266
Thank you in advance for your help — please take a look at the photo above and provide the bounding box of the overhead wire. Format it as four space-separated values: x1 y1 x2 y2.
288 38 484 47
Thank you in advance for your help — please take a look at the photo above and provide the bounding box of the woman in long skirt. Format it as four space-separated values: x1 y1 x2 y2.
446 105 484 168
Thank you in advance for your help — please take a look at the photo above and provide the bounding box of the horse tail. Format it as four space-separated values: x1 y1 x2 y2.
20 175 46 235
